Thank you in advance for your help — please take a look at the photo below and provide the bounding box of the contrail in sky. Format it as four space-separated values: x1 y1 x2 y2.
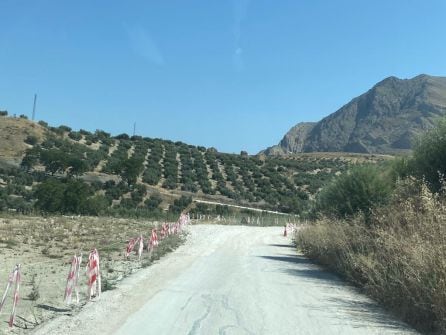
125 23 165 66
233 0 250 71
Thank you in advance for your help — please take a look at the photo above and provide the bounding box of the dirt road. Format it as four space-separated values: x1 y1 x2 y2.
32 225 418 335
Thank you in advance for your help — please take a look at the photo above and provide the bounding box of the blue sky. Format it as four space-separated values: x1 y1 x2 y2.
1 1 445 154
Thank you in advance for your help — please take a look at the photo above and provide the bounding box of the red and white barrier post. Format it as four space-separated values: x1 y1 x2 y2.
148 228 159 253
160 223 168 239
0 264 21 328
86 249 101 300
137 235 144 261
9 264 20 328
125 238 137 258
64 254 82 304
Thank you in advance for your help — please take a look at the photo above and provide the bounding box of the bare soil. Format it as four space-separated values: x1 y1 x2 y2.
0 215 183 334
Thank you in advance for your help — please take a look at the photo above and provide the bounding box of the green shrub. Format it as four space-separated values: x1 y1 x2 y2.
24 135 38 145
58 125 72 132
68 131 82 141
316 164 392 219
144 194 162 210
115 133 130 140
79 129 91 136
34 179 66 212
169 195 192 213
34 178 100 214
411 118 446 192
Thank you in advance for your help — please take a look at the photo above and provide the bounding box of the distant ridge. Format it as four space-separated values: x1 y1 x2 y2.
262 74 446 155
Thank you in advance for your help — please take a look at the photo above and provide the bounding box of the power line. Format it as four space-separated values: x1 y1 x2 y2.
32 94 37 121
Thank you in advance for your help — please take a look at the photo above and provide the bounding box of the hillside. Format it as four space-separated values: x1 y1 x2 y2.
263 74 446 155
0 115 388 216
0 115 46 165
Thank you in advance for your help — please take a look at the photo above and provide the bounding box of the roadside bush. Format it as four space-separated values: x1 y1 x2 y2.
411 118 446 192
315 164 393 220
215 205 230 216
191 203 209 215
34 178 104 215
5 196 33 214
297 179 446 333
144 194 162 210
169 195 192 213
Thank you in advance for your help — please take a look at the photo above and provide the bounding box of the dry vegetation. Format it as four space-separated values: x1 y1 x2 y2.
297 179 446 334
0 215 184 333
0 116 45 163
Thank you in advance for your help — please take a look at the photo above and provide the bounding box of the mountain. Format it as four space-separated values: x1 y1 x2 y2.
263 74 446 155
262 122 316 155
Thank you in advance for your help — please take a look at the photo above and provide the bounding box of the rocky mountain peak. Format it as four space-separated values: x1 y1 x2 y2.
261 74 446 155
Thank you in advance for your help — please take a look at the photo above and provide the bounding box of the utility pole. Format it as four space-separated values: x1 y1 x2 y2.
133 122 136 136
32 94 37 121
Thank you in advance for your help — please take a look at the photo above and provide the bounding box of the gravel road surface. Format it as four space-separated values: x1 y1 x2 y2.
32 225 418 335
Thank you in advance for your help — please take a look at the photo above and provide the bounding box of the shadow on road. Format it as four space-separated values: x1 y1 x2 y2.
259 253 344 281
326 297 410 330
258 254 344 285
284 267 343 283
267 243 294 248
258 255 313 265
257 253 417 333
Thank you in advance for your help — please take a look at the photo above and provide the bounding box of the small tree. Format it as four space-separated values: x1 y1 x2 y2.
24 135 38 145
34 179 66 212
115 133 130 140
144 194 163 210
85 195 109 215
68 131 82 141
67 158 88 177
58 125 72 132
169 195 192 213
62 179 92 213
40 149 66 175
21 147 40 171
215 205 230 216
121 158 144 185
411 118 446 192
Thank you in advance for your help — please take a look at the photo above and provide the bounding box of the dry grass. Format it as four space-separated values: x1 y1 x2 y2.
0 215 185 333
296 179 446 334
0 116 45 162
